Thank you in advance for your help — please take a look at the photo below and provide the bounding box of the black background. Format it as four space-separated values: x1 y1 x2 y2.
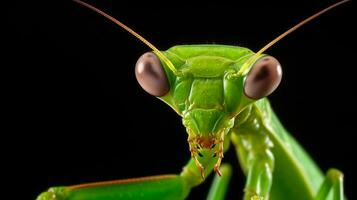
5 0 355 199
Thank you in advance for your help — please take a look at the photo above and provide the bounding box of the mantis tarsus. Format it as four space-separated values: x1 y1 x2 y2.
37 0 350 199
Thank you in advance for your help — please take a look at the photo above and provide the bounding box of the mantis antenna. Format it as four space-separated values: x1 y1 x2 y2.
73 0 178 75
238 0 350 75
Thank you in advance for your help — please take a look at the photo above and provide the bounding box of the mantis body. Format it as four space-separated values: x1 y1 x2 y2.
37 0 349 199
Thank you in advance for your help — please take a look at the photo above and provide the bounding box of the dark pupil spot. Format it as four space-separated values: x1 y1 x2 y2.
145 61 160 79
211 144 216 149
198 152 203 157
213 153 217 158
254 65 270 81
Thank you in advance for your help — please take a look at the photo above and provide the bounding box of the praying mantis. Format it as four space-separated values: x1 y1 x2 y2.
36 0 350 199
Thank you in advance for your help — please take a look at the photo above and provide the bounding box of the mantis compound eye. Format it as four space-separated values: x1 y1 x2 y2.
135 52 170 96
244 56 282 99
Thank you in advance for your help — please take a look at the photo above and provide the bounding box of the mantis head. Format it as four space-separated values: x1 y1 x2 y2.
134 48 282 178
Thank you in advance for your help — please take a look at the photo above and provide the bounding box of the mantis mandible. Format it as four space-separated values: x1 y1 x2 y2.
37 0 350 199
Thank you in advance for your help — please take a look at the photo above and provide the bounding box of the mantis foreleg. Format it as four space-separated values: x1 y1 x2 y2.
37 140 232 200
231 106 275 200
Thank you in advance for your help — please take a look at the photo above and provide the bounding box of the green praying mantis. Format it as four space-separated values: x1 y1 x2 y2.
37 0 350 200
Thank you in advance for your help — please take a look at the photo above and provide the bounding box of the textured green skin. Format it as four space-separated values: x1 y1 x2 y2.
37 45 341 200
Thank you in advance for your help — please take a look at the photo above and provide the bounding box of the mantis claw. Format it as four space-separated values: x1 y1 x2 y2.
214 165 222 176
200 168 205 179
213 130 225 176
193 156 205 179
214 151 223 176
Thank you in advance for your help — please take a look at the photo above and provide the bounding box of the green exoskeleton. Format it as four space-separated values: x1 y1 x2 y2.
37 0 349 200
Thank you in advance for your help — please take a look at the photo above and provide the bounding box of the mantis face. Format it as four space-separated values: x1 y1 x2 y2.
135 45 282 178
